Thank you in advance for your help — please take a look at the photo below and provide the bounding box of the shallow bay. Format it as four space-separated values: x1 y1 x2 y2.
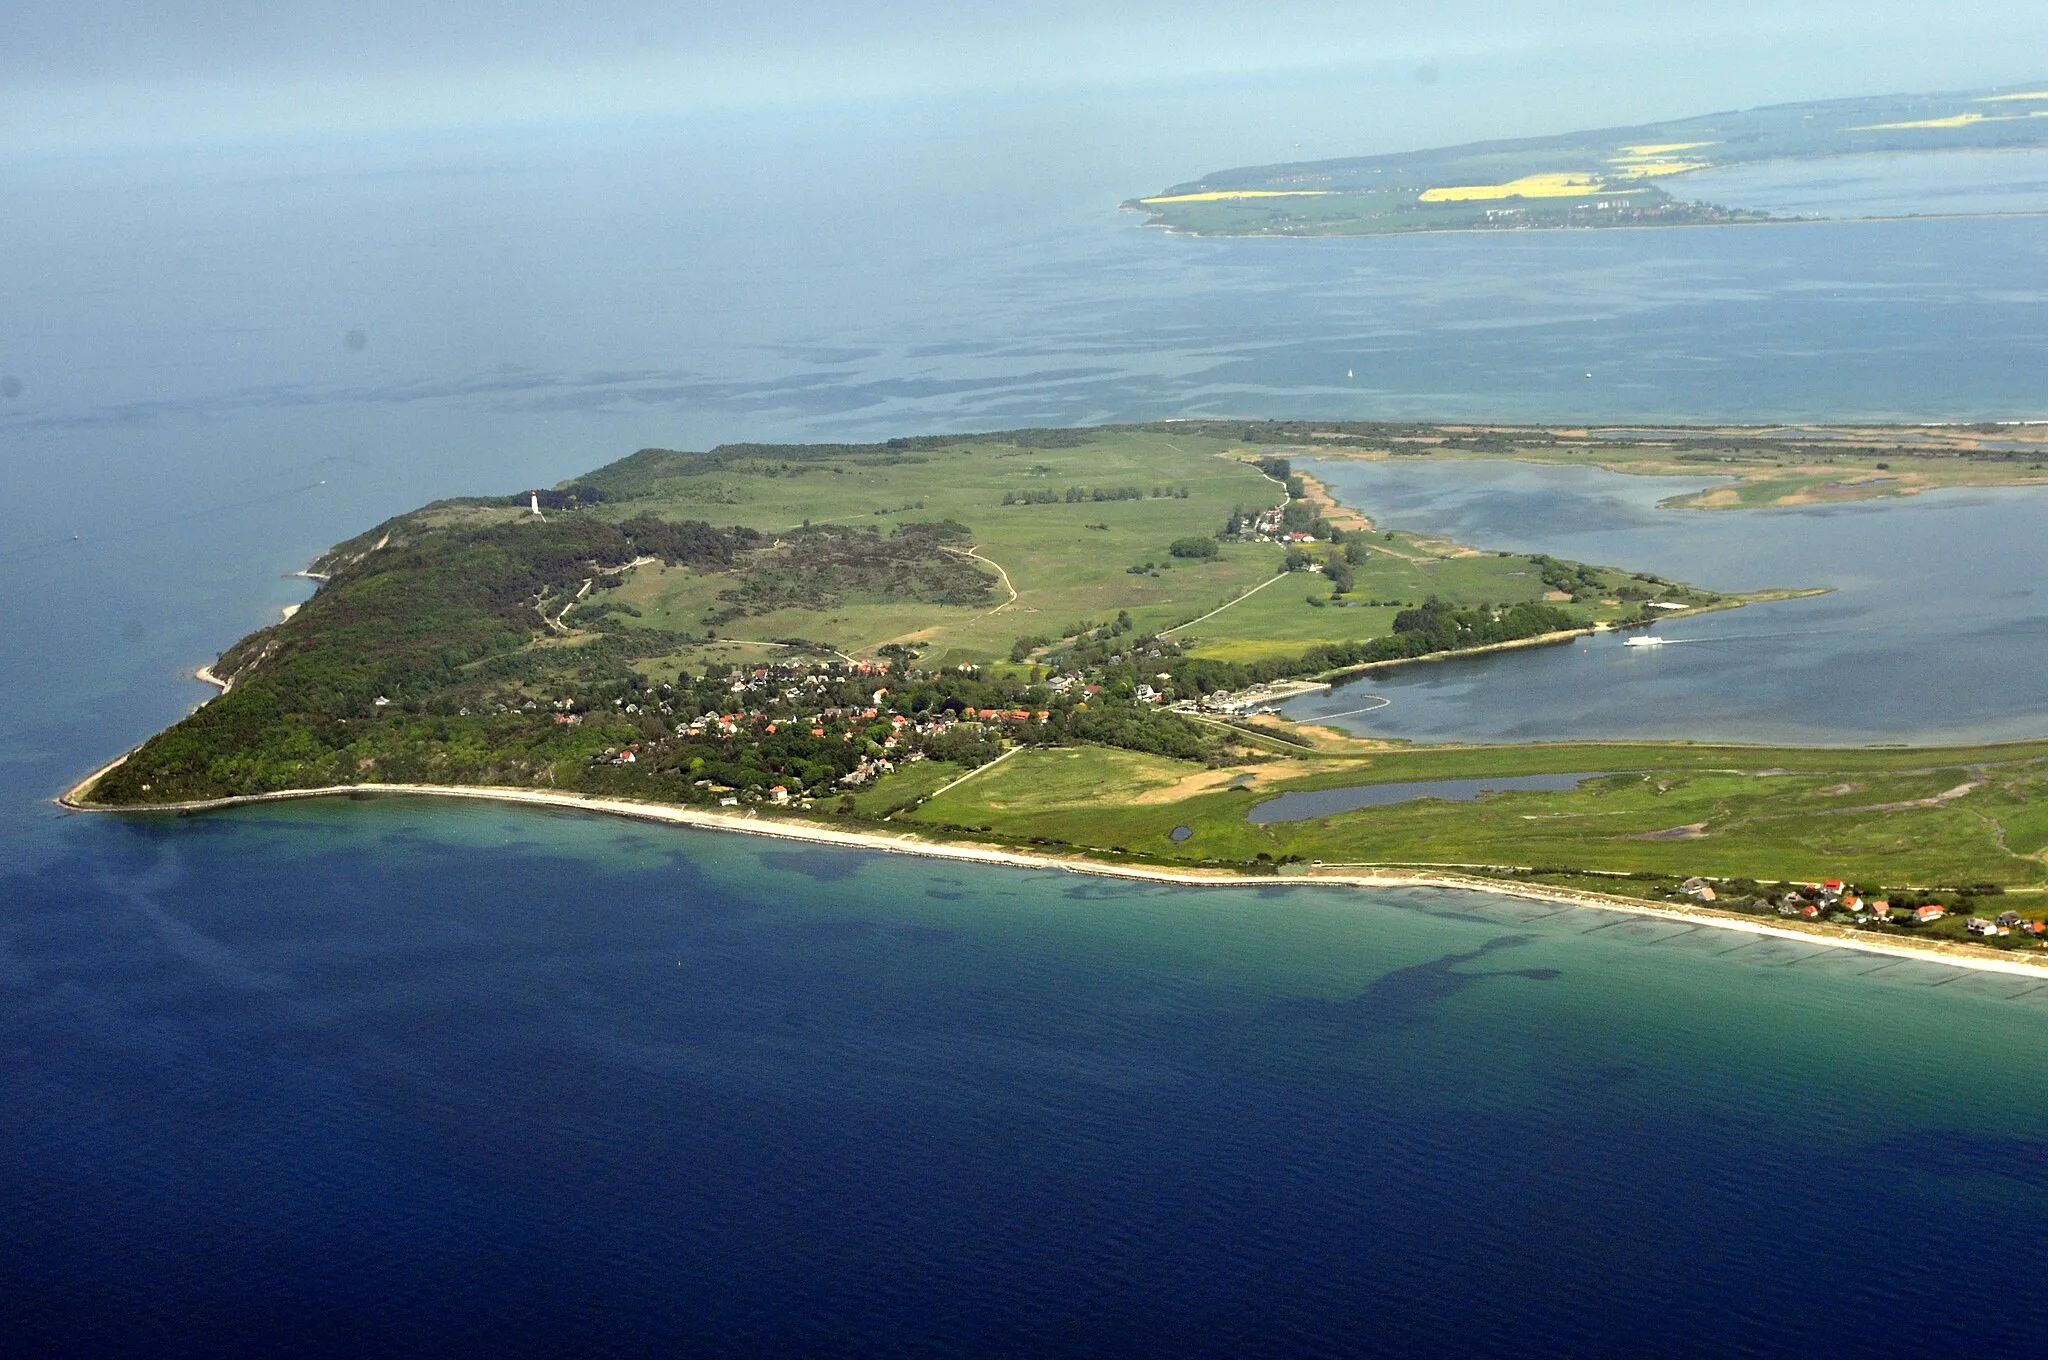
1290 458 2048 745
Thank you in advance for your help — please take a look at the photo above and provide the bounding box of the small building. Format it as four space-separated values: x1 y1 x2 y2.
1913 904 1947 923
768 785 789 804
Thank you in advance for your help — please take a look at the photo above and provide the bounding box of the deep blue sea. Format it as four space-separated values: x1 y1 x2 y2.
6 107 2048 1355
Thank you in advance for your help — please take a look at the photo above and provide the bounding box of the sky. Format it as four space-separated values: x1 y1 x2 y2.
8 2 2048 155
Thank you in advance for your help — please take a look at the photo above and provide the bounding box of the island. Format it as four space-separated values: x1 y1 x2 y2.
1126 81 2048 236
63 420 2048 970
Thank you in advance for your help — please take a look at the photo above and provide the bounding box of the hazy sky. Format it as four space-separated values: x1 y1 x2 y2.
9 2 2048 152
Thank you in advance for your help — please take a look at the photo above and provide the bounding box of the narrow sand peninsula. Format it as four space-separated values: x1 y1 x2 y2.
56 765 2048 982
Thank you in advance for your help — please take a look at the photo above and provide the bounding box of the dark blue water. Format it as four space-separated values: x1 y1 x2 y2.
12 798 2048 1357
7 106 2048 1355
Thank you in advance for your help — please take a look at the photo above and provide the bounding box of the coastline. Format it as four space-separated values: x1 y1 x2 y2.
55 771 2048 981
1131 207 2048 240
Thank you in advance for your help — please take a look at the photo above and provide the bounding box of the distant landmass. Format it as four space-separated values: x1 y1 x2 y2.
1126 81 2048 235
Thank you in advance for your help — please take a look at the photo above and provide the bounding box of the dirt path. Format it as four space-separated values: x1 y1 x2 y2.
1161 571 1292 637
723 638 860 665
912 744 1025 806
948 546 1018 617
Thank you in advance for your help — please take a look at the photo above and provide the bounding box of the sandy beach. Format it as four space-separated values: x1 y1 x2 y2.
56 765 2048 981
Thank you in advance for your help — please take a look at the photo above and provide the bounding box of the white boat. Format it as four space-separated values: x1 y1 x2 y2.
1623 635 1666 648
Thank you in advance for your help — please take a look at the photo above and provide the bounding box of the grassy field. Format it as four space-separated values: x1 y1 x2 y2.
846 759 966 818
507 426 1731 674
376 420 2048 684
886 739 2048 910
582 430 1285 669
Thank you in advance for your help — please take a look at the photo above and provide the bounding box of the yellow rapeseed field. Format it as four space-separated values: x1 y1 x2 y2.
1610 160 1712 179
1139 190 1334 204
1417 173 1604 202
1608 142 1714 179
1616 142 1715 156
1855 113 1989 130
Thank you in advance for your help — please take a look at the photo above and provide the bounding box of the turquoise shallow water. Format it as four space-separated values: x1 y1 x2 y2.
5 108 2048 1353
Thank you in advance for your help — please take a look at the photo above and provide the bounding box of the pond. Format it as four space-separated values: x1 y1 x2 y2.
1247 772 1621 823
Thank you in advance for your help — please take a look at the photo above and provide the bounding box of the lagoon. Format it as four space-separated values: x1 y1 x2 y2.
1288 458 2048 746
1247 771 1619 822
1679 146 2048 221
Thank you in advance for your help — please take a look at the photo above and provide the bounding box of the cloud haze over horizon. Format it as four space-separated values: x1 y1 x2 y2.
8 2 2048 155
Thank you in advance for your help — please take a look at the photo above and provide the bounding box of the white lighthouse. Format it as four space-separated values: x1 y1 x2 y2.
529 490 542 517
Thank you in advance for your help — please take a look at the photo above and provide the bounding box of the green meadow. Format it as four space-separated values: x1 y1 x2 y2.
556 427 1711 673
880 739 2048 916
